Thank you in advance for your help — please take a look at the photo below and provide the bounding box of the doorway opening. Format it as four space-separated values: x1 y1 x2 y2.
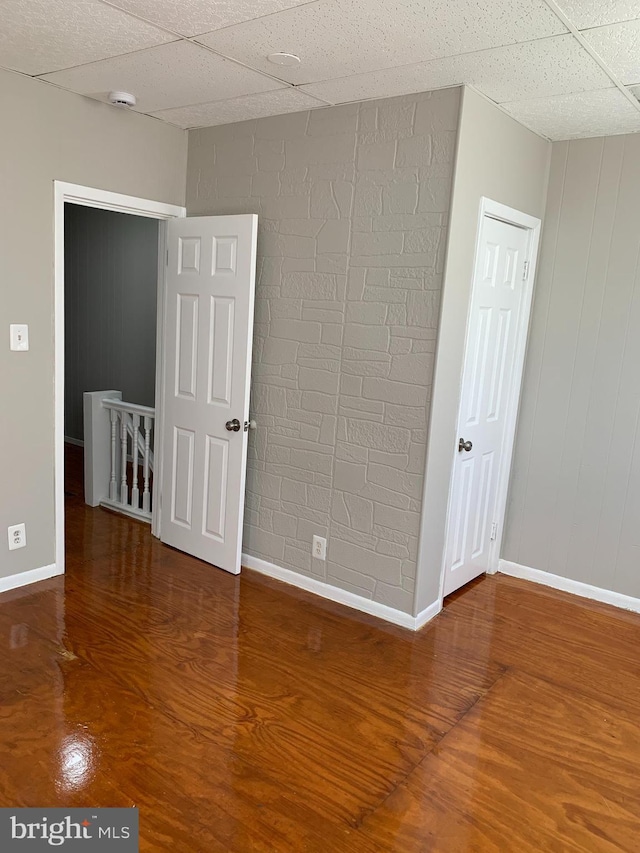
54 182 185 572
54 183 258 581
64 203 159 525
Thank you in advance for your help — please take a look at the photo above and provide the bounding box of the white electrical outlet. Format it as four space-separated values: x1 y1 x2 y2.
8 523 26 551
312 535 327 561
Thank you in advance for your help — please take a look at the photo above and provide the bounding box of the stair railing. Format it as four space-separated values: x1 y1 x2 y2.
83 391 155 522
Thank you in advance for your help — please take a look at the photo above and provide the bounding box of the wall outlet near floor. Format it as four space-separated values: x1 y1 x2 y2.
8 523 26 551
312 535 327 561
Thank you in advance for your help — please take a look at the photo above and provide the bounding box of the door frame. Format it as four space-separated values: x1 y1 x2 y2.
438 197 541 599
54 181 185 573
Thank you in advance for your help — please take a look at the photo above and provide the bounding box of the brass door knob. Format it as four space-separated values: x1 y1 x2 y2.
225 419 241 432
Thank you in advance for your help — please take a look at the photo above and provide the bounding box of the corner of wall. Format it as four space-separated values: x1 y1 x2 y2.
413 85 551 614
185 89 462 624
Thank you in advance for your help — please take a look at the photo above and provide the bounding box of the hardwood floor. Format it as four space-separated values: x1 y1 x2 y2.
1 445 639 850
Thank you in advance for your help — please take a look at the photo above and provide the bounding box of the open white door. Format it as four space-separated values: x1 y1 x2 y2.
159 214 258 574
443 210 536 597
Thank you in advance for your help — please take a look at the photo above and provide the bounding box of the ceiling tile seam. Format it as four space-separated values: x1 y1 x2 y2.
32 40 182 78
264 32 601 95
177 105 327 131
494 84 618 106
0 69 188 129
28 73 129 102
297 82 465 115
95 0 200 41
0 63 38 81
89 0 189 42
30 37 302 98
99 0 322 40
578 19 640 34
141 87 329 117
188 0 323 38
294 91 334 106
92 0 310 93
541 0 640 113
20 65 331 117
139 88 287 115
184 38 310 90
196 0 323 37
80 0 308 93
460 84 556 140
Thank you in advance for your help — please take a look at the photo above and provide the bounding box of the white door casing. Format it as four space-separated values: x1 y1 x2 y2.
443 209 536 597
54 182 185 578
160 214 258 575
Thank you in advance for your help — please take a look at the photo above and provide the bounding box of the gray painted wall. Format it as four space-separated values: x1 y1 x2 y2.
187 89 460 614
417 88 551 610
64 205 159 442
0 67 186 579
504 133 640 599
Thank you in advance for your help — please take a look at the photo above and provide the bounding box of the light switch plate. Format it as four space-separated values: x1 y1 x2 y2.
10 324 29 351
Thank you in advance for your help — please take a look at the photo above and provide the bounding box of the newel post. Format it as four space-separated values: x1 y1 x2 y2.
83 390 122 507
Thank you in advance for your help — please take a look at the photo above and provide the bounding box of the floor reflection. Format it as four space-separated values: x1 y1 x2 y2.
0 445 637 851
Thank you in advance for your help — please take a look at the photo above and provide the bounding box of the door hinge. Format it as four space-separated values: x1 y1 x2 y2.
166 248 169 266
523 260 529 281
490 522 498 541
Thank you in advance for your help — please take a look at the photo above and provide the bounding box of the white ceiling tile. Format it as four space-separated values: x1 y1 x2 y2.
582 19 640 84
151 88 324 128
105 0 318 38
502 88 640 140
197 0 567 86
0 0 173 76
302 35 611 105
40 41 283 113
301 67 455 106
553 0 640 30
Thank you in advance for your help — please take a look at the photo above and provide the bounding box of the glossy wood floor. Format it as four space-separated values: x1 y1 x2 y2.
0 445 639 850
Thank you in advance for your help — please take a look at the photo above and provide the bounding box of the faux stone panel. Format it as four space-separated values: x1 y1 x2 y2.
187 88 459 613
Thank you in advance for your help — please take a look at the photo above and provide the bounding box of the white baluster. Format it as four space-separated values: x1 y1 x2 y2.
131 413 140 509
142 415 152 513
120 413 128 505
109 407 118 501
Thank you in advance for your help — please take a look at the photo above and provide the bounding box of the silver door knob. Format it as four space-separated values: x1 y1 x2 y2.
225 418 241 432
458 438 473 452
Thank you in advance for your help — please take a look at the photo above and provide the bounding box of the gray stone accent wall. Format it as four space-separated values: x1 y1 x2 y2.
187 88 460 614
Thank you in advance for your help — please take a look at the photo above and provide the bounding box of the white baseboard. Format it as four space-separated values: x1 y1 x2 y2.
415 599 442 629
499 559 640 615
64 436 84 447
0 563 63 595
242 553 441 631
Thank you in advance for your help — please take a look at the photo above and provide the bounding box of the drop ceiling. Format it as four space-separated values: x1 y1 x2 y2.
3 0 640 140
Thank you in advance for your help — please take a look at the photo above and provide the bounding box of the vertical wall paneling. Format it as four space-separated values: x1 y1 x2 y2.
502 142 569 559
505 133 640 599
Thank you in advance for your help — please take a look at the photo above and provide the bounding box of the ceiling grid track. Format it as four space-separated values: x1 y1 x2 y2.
1 0 640 136
542 0 640 113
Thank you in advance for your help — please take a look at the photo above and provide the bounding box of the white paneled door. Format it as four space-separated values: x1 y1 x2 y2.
160 215 258 574
443 214 532 596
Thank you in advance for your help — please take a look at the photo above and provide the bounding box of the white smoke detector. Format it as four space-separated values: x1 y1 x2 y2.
108 91 136 108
